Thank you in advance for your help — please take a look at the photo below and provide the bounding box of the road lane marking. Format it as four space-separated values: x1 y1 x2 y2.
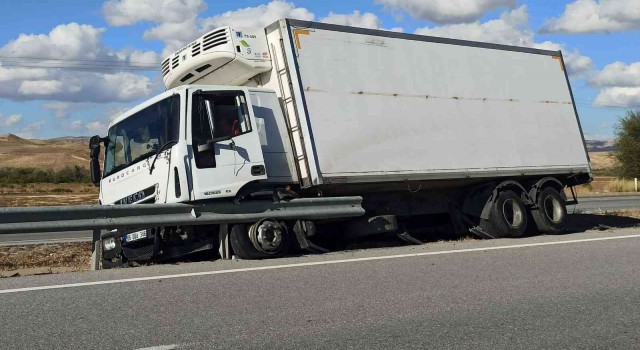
2 233 640 294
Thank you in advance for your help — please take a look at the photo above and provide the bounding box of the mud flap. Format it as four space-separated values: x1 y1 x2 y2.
469 225 496 239
396 229 423 245
293 220 330 253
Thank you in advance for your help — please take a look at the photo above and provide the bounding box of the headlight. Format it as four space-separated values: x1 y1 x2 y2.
103 237 116 251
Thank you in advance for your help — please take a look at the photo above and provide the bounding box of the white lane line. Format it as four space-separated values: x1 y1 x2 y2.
1 233 639 295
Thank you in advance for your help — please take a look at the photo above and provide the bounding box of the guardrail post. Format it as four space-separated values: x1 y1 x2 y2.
90 229 101 270
635 178 638 192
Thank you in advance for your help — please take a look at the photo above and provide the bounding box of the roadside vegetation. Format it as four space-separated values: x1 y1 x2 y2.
571 110 640 195
0 166 91 184
0 243 91 277
613 109 640 179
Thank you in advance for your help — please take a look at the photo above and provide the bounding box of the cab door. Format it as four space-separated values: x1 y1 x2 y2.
187 88 267 200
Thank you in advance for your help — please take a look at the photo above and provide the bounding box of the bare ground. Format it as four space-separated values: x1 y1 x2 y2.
0 183 99 207
0 243 92 278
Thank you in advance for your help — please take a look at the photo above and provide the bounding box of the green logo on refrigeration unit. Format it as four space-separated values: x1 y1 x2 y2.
240 40 250 47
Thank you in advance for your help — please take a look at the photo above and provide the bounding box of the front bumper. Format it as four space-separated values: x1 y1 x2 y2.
101 228 159 266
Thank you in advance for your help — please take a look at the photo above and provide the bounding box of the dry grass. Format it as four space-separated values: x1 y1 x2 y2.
571 177 638 195
586 209 640 219
588 152 617 171
0 134 92 171
0 183 99 207
0 242 91 277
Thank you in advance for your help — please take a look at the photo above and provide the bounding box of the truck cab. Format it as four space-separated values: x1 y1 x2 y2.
96 85 296 207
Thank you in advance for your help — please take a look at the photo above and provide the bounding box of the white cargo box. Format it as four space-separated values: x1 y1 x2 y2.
261 20 591 188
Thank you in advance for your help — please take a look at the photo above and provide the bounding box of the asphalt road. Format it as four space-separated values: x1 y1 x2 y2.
573 194 640 212
1 194 639 246
1 229 639 349
0 230 91 246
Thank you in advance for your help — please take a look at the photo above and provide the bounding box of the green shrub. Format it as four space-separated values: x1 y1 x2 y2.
0 166 92 184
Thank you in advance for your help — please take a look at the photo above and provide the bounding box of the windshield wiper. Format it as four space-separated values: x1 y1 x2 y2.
149 140 178 174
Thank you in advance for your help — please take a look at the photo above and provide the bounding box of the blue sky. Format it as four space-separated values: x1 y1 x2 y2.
0 0 638 140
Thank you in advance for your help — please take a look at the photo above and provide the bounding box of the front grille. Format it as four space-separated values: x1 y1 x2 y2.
172 56 179 69
122 244 155 260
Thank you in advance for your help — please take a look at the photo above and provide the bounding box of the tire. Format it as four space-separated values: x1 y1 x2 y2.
480 190 528 238
229 222 290 260
531 187 567 234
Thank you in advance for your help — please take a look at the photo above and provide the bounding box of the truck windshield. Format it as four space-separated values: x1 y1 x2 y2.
104 95 180 177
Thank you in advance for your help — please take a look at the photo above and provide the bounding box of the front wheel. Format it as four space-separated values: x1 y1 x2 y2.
531 187 567 234
229 220 290 259
480 190 528 238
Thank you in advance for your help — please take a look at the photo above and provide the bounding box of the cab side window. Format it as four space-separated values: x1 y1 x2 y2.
191 92 251 168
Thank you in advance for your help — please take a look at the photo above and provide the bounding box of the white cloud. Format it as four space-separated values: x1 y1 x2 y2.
202 1 314 30
43 102 71 118
375 0 515 24
416 6 530 45
0 23 155 102
106 107 130 121
591 61 640 87
15 121 45 139
415 6 593 77
103 0 206 26
591 62 640 108
1 23 106 60
541 0 640 34
106 1 315 58
19 80 64 95
5 114 22 127
143 19 202 57
0 114 23 127
69 120 84 131
85 121 108 134
321 11 381 29
0 70 152 103
594 87 640 108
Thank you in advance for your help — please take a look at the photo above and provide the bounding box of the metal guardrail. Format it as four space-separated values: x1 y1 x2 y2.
0 197 365 269
0 197 364 234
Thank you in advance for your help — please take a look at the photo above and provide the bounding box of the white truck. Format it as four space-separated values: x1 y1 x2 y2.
89 19 591 265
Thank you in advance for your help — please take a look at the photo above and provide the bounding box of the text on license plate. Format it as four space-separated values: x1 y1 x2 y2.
125 230 147 242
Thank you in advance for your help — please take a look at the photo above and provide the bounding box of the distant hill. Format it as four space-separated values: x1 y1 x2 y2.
585 140 615 152
0 134 619 173
0 134 91 171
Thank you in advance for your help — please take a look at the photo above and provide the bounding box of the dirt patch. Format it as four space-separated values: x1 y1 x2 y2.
588 152 617 171
0 134 91 171
0 183 99 207
0 242 91 277
0 193 98 207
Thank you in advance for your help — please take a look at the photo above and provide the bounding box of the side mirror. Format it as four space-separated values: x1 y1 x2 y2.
90 158 101 186
89 135 103 187
89 135 101 149
90 146 100 159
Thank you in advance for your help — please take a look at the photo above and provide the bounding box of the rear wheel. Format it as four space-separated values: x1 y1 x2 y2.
229 220 290 259
480 190 528 238
531 187 567 234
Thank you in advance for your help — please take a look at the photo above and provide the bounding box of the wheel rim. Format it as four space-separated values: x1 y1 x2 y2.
502 199 524 228
249 220 284 254
543 195 563 224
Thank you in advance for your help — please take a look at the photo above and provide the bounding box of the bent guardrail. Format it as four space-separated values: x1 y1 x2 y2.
0 196 365 270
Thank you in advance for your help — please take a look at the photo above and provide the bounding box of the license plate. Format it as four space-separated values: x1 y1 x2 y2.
125 230 147 242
